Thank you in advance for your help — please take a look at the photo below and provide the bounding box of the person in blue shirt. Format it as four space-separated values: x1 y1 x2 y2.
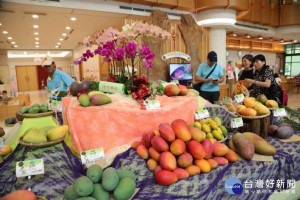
194 51 224 103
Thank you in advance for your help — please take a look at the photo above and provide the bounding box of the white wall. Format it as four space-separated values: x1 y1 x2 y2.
0 50 11 92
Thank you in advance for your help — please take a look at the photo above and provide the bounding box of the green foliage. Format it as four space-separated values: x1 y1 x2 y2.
89 81 99 92
283 106 300 131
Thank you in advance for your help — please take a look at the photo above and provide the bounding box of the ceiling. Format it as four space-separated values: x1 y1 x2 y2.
0 2 147 50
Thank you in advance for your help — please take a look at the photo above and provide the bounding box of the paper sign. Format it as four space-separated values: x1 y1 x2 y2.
99 81 125 94
195 109 209 120
231 117 243 128
0 137 3 150
273 108 287 117
235 94 244 103
16 159 44 178
81 147 105 165
144 100 161 110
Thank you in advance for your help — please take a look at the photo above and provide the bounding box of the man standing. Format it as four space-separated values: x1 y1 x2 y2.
42 56 74 124
194 51 224 103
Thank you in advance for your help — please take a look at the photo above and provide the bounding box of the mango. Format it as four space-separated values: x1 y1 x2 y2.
200 119 209 125
213 157 229 165
220 126 228 137
228 140 236 152
131 141 140 149
268 125 278 135
78 94 91 107
160 151 177 171
64 185 80 200
136 144 149 159
209 121 218 130
257 94 268 104
0 145 12 156
155 170 178 186
276 125 294 139
207 159 218 169
159 123 175 142
185 165 201 175
232 133 254 160
151 136 169 152
90 94 112 106
154 165 163 174
76 197 96 200
212 130 224 141
194 159 211 173
190 127 206 142
102 167 119 191
31 103 40 108
40 126 56 137
171 119 192 142
1 190 37 200
19 106 29 114
240 108 257 116
206 133 213 139
194 122 202 130
91 184 109 200
170 139 186 156
23 132 47 144
39 106 48 113
236 105 246 114
147 158 158 171
209 138 217 144
253 103 270 115
202 139 213 159
202 124 211 134
42 102 48 108
28 107 39 113
165 84 180 96
116 169 136 181
47 125 69 141
177 152 193 168
149 147 160 161
153 129 160 136
73 176 94 197
142 129 155 148
88 91 104 97
224 149 239 163
178 85 188 96
173 168 189 180
243 97 257 108
213 143 229 157
187 89 199 96
87 164 103 183
187 140 206 160
265 100 278 108
214 117 222 127
113 178 136 200
243 132 276 155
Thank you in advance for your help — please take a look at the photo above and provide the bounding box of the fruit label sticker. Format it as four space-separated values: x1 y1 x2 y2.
235 94 244 103
81 147 105 165
144 99 161 110
273 108 287 117
223 96 232 105
16 159 44 178
231 117 243 128
195 109 209 120
0 137 3 150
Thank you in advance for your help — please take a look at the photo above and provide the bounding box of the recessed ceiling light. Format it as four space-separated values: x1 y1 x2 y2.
35 52 39 54
246 35 251 38
35 42 39 44
14 45 18 48
11 41 16 44
55 45 59 48
24 51 27 54
34 32 39 35
259 37 263 40
62 33 67 36
57 42 61 45
35 38 39 40
66 26 71 30
32 15 39 19
233 33 237 37
8 37 12 40
35 45 39 48
281 39 284 43
47 51 50 55
70 17 76 21
294 40 297 43
3 31 8 34
59 38 63 41
0 23 2 26
33 25 39 29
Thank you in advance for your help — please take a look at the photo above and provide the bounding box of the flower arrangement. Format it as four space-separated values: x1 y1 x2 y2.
74 22 171 100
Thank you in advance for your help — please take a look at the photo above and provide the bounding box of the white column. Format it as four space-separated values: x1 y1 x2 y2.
209 27 227 72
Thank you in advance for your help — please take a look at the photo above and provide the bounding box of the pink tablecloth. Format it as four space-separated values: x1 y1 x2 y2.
62 95 198 158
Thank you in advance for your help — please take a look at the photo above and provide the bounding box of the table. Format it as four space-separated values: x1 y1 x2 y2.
0 100 24 120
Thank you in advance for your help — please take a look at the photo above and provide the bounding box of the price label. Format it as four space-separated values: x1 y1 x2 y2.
235 94 244 103
81 147 105 165
16 159 44 178
273 108 287 117
144 100 161 110
231 117 243 128
194 109 210 120
0 137 3 150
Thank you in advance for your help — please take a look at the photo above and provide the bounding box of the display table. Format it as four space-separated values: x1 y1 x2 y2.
0 100 25 120
62 94 198 163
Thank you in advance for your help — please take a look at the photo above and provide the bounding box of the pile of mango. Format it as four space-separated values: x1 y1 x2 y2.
64 164 137 200
228 132 276 160
0 144 12 163
236 97 272 116
164 84 188 97
0 190 38 200
191 117 227 141
132 119 238 186
78 91 112 107
22 125 68 144
19 102 50 114
256 94 279 108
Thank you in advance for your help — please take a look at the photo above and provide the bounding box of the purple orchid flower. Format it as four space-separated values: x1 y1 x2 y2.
125 42 137 58
94 46 102 55
113 48 125 61
140 44 151 56
74 60 81 65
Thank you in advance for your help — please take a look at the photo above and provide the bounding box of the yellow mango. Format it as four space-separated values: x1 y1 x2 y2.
213 117 222 127
209 121 218 130
47 125 69 141
236 105 246 114
212 130 224 141
243 97 258 108
254 103 270 115
202 124 211 134
0 145 12 156
240 108 257 116
265 100 278 108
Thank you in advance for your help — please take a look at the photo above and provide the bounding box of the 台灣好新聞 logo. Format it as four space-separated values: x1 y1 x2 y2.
225 177 243 194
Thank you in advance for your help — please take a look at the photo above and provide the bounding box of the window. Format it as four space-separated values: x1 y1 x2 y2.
284 43 300 77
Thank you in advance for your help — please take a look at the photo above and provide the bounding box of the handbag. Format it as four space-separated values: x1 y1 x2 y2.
193 63 217 92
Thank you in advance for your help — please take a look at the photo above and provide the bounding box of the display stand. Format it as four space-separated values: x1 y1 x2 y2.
237 113 270 138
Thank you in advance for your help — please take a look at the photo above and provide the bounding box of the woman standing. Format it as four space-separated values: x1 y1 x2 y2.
238 54 255 81
245 54 274 98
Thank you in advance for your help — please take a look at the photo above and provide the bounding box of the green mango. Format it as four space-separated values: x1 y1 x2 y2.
19 106 29 114
28 107 39 113
40 106 48 113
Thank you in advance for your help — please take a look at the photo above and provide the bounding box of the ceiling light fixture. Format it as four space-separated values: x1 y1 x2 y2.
66 26 71 30
70 17 76 21
24 51 27 54
33 25 39 29
59 38 63 41
11 41 16 44
259 37 263 40
197 18 236 26
294 40 298 43
34 32 39 35
8 37 12 40
246 35 251 38
55 46 59 48
0 23 2 26
14 45 18 48
35 38 39 40
35 45 39 48
35 42 39 44
32 15 39 19
57 42 61 45
62 33 67 36
47 51 50 55
8 51 70 58
3 31 8 34
35 53 39 54
233 33 237 37
281 39 284 43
